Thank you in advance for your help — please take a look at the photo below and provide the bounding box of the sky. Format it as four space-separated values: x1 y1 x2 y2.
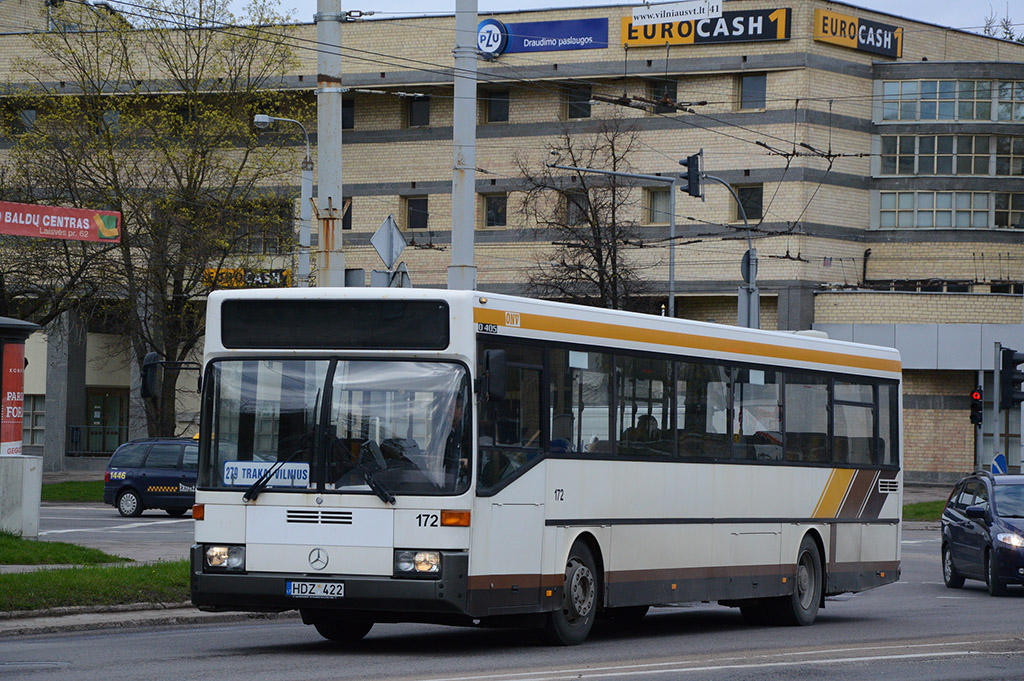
265 1 1009 36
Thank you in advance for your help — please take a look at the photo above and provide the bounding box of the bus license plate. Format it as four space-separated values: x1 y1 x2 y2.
287 581 345 598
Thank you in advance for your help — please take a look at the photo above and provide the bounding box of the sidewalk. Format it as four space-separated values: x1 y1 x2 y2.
0 602 296 637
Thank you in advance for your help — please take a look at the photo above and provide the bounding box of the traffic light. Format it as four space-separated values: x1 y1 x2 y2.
679 150 703 199
970 387 983 426
1000 347 1024 408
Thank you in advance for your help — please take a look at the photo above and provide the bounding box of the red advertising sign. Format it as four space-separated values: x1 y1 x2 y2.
1 342 25 456
0 200 121 243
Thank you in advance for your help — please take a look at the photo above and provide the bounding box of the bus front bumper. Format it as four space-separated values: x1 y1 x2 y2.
189 545 469 617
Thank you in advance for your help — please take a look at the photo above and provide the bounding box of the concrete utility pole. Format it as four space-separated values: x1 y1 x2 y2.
315 0 346 286
448 0 478 291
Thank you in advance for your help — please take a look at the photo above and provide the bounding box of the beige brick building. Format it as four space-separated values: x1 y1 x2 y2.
3 0 1023 481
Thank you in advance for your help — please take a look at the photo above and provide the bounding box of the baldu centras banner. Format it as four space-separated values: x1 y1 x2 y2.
0 201 121 243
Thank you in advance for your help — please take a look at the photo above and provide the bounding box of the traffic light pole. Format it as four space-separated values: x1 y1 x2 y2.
702 174 758 329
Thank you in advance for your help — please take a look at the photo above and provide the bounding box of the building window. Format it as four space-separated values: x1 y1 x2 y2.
879 135 993 176
407 96 430 127
997 81 1024 122
565 190 589 225
650 79 677 114
918 135 954 174
648 188 670 223
14 109 36 134
342 98 354 129
735 184 763 221
994 192 1024 229
880 135 916 175
879 191 989 229
566 86 591 119
483 194 507 227
881 80 992 121
406 196 428 229
996 136 1024 176
739 74 766 110
342 198 352 230
22 395 44 445
485 90 509 123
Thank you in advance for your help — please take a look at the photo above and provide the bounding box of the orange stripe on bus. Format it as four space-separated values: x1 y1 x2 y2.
474 308 901 375
814 468 856 519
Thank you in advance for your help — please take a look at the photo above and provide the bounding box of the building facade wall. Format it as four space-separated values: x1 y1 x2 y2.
1 0 1023 476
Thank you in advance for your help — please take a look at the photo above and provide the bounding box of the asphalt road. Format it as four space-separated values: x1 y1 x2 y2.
35 503 193 562
4 523 1023 681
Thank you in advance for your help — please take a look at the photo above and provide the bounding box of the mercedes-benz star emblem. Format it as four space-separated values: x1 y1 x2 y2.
308 547 329 571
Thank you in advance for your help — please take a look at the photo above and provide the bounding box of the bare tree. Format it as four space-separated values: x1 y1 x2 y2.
515 118 655 310
5 0 307 435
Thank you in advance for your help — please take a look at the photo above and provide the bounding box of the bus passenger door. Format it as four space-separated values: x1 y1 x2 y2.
477 345 547 613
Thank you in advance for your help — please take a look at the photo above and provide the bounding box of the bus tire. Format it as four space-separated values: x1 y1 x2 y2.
542 541 599 645
312 616 373 644
941 543 964 588
772 535 822 626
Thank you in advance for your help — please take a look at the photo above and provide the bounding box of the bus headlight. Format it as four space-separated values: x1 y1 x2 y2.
205 545 245 571
996 533 1024 548
394 550 440 577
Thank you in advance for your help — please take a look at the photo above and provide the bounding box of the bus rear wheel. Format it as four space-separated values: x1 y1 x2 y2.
542 540 598 645
311 616 373 644
772 535 822 626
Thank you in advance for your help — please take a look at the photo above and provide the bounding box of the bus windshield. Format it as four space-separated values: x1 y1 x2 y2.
200 359 471 496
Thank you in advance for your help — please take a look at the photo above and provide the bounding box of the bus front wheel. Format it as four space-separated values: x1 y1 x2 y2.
311 616 373 644
542 541 599 645
773 535 822 626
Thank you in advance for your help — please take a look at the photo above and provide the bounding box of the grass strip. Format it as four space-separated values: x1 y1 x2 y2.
40 480 105 503
903 500 945 522
0 532 125 566
0 561 190 611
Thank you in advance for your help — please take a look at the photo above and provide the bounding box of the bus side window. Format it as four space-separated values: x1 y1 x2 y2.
784 372 829 463
677 361 729 460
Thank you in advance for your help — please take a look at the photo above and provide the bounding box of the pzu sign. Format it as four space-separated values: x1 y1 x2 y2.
477 19 509 56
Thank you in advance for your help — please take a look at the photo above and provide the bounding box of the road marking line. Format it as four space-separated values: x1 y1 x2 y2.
38 519 191 535
422 641 1022 681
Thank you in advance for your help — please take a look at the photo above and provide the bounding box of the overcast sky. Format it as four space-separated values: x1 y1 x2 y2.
270 1 1010 35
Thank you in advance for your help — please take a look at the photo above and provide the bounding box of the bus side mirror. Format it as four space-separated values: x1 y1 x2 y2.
141 351 161 399
483 349 507 401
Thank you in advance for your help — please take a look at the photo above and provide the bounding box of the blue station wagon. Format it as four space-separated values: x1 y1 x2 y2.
103 438 198 517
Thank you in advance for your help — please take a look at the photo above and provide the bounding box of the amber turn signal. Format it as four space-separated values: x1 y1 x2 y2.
441 510 470 526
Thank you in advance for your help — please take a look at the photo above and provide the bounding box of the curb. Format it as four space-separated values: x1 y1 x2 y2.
0 604 298 637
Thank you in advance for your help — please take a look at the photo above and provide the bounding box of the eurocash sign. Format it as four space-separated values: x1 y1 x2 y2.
477 18 608 56
814 8 902 58
622 8 790 46
631 0 722 28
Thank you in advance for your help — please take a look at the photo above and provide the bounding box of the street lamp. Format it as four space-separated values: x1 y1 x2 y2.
254 114 312 287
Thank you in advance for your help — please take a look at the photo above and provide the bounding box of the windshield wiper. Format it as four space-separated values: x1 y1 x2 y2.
354 440 395 504
355 462 396 505
242 440 310 502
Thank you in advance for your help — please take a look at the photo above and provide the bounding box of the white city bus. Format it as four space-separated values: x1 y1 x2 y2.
188 287 902 645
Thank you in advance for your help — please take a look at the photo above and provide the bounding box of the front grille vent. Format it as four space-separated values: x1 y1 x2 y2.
878 479 899 494
286 509 354 525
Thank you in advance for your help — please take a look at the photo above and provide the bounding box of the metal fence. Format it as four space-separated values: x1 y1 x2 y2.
66 425 129 456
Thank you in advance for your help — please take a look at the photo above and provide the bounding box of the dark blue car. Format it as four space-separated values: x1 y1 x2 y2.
941 472 1024 595
103 438 198 517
